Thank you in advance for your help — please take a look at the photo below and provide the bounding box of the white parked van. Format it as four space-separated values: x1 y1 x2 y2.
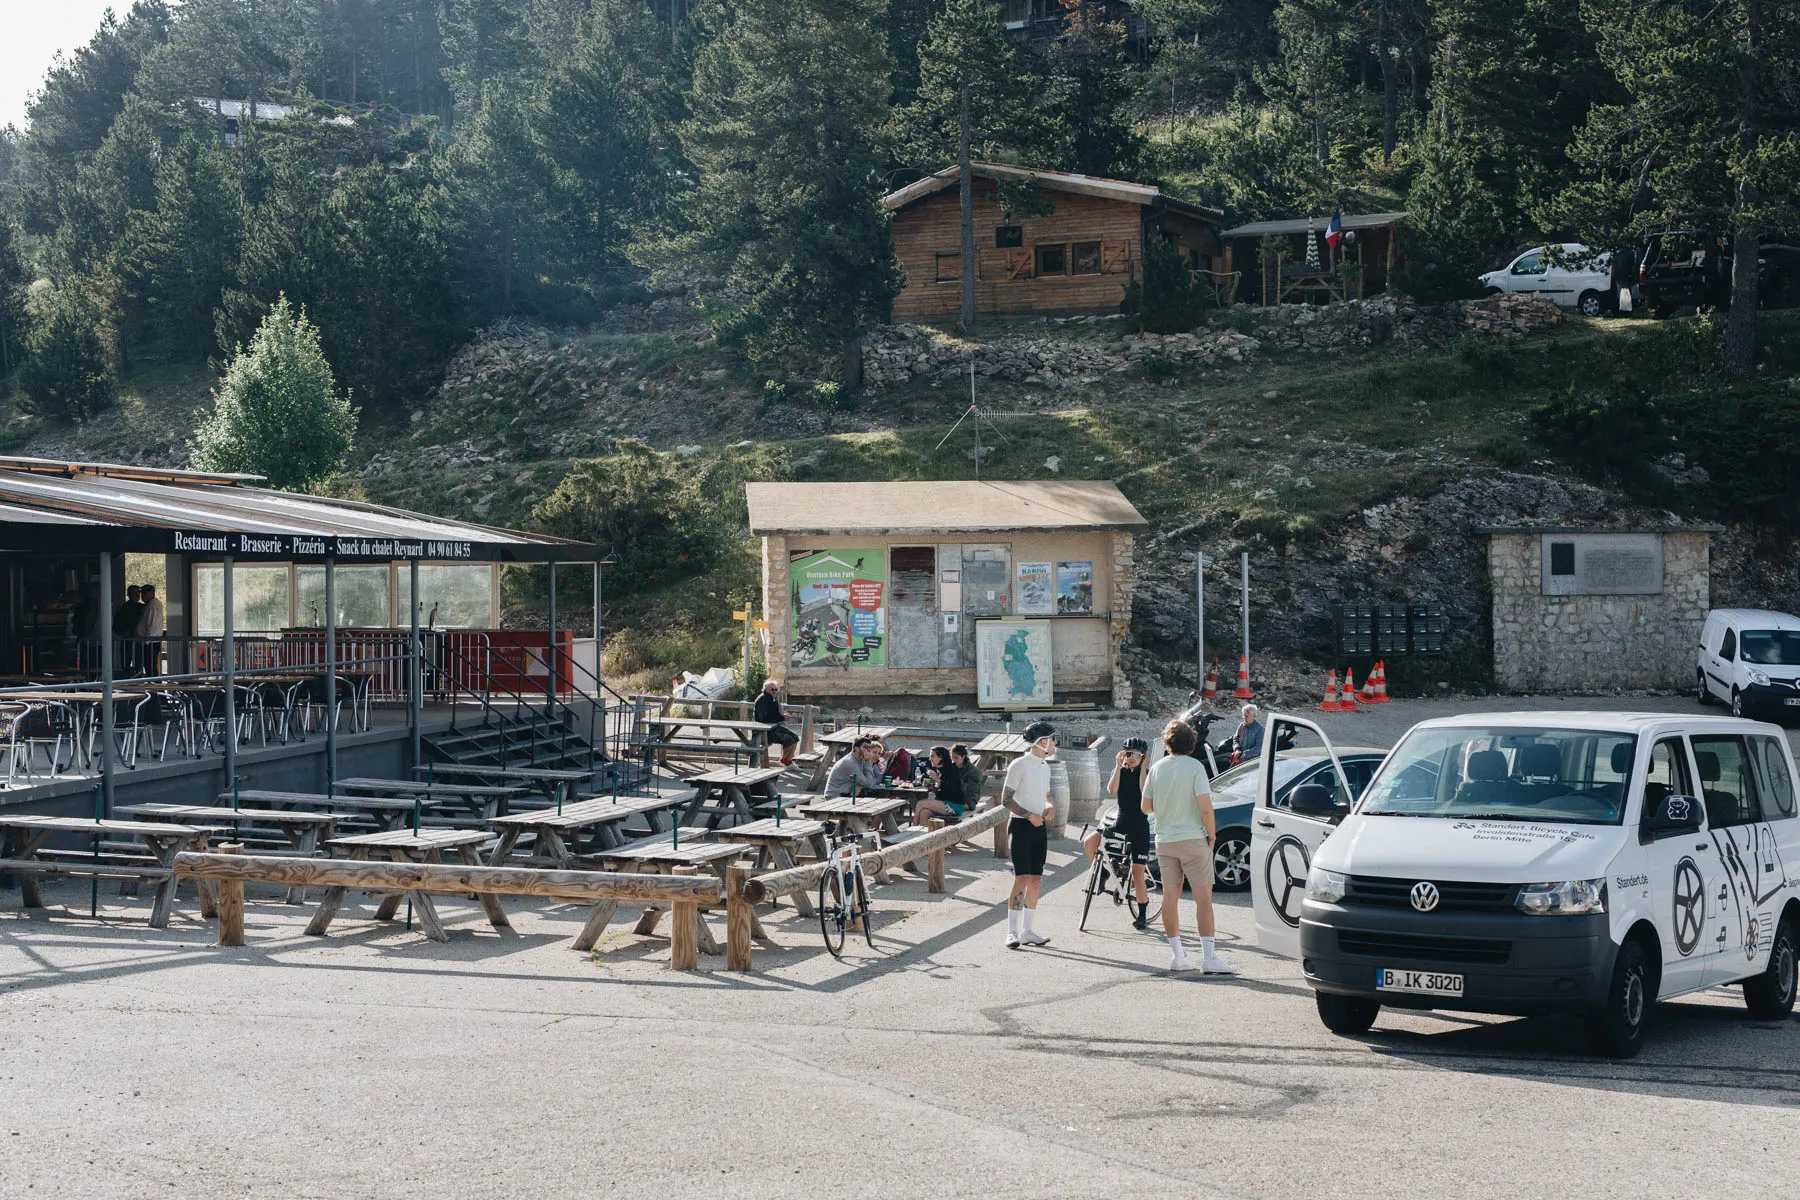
1479 243 1613 316
1697 608 1800 719
1251 712 1800 1057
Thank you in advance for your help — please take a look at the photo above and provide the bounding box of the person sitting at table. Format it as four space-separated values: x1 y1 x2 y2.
826 736 885 797
953 744 985 806
914 745 965 824
754 678 800 766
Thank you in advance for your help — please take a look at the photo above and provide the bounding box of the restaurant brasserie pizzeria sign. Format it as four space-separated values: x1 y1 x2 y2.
172 531 476 559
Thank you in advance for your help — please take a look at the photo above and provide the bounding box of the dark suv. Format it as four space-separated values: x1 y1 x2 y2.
1635 231 1796 316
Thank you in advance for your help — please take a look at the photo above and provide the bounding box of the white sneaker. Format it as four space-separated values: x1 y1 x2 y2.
1005 931 1021 949
1202 952 1238 975
1019 930 1051 947
1169 949 1196 971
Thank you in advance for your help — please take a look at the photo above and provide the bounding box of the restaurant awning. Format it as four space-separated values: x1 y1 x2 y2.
0 458 595 562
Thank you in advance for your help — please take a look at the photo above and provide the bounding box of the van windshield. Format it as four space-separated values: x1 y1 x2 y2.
1741 630 1800 666
1359 727 1636 825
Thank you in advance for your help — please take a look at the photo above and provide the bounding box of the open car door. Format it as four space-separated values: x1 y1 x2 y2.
1250 713 1356 959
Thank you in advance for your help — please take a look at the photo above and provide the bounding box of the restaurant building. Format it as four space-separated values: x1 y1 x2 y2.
746 480 1147 709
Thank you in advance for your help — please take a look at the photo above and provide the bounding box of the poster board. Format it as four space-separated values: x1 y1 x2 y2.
1055 561 1094 614
1015 561 1053 615
789 549 885 668
975 619 1054 708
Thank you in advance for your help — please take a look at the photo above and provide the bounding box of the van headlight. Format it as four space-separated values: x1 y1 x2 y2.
1516 878 1606 915
1747 668 1771 686
1306 867 1348 904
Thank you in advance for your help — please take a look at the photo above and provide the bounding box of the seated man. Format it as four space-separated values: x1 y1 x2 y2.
825 737 885 797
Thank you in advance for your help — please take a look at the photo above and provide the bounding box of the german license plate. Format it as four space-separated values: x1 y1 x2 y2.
1377 968 1463 995
1783 698 1800 707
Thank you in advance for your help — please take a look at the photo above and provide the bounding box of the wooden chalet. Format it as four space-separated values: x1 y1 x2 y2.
1219 212 1409 305
883 162 1225 323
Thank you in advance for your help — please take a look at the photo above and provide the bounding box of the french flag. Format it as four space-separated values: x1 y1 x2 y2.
1325 208 1343 249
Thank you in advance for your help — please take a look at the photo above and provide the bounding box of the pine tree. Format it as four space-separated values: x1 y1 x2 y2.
17 299 116 422
670 0 900 358
894 0 1037 330
122 134 244 358
192 296 357 488
0 220 31 381
1033 1 1144 179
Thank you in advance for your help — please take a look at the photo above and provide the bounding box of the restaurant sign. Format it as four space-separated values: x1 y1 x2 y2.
172 531 476 560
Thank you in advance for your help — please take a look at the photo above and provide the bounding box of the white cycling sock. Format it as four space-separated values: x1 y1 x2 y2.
1006 909 1021 936
1201 936 1216 956
1021 908 1036 935
1168 935 1184 952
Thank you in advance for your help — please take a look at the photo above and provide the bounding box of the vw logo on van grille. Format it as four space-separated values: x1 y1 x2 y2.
1409 881 1441 912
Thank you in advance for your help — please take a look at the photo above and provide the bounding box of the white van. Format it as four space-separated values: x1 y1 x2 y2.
1697 608 1800 719
1251 712 1800 1057
1479 243 1613 316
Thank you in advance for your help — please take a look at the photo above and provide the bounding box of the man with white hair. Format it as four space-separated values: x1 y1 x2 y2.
1233 703 1264 761
754 678 800 766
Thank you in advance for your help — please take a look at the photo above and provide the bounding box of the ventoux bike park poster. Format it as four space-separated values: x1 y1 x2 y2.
789 549 886 669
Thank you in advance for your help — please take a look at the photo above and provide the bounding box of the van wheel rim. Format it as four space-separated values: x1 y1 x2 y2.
1624 969 1645 1027
1779 943 1797 1001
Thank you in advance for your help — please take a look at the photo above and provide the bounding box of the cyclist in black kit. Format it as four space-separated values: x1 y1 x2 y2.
1083 736 1153 929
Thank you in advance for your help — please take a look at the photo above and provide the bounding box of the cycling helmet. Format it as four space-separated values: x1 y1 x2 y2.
1021 720 1059 745
1123 737 1149 753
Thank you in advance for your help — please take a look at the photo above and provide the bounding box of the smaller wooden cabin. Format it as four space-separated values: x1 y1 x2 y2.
884 162 1224 322
1219 212 1409 305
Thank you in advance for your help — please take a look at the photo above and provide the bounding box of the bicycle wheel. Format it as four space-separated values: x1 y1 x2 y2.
854 866 874 947
1078 852 1106 931
818 869 847 957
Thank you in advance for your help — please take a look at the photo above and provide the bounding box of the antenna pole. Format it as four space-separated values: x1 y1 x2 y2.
971 361 980 480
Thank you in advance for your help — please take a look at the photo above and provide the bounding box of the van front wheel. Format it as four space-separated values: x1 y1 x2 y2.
1316 992 1381 1035
1588 939 1651 1059
1578 290 1606 317
1744 920 1798 1021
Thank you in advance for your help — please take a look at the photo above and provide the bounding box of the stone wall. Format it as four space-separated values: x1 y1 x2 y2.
1489 531 1710 691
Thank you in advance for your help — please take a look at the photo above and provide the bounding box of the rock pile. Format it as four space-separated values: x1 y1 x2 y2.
859 324 1126 390
1457 294 1564 335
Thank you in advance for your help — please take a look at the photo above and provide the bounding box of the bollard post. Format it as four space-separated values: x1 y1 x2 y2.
725 862 753 971
216 843 246 946
927 819 947 893
671 898 699 971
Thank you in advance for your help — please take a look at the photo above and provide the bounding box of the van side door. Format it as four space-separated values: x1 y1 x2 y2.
1250 715 1356 959
1706 626 1737 701
1690 733 1780 982
1641 737 1711 997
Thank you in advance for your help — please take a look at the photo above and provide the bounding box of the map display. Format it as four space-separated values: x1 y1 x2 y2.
976 619 1053 708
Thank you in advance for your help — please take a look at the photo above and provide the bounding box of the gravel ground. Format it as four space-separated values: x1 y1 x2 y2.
3 692 1798 1198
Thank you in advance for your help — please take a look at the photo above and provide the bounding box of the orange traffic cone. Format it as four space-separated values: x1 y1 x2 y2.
1358 669 1377 706
1232 655 1254 700
1318 670 1342 711
1340 667 1362 710
1371 661 1390 703
1201 659 1219 702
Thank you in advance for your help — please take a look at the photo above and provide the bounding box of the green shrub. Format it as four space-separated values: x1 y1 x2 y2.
1139 353 1178 379
1122 239 1208 333
811 379 856 412
1227 309 1255 334
191 297 358 489
17 302 114 422
758 379 788 414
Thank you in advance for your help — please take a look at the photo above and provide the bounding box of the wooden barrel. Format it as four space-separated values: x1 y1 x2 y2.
1060 748 1102 825
1045 758 1071 838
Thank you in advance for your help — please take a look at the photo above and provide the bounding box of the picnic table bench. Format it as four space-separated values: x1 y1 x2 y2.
220 790 461 832
717 817 829 916
796 795 910 882
682 765 787 828
586 827 766 956
307 828 504 943
412 763 591 808
486 791 694 866
117 803 341 903
335 776 529 822
635 715 772 769
0 814 222 927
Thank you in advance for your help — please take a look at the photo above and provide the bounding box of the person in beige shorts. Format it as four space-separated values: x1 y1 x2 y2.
1141 719 1236 974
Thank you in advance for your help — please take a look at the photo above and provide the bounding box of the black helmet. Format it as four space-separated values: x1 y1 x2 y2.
1021 720 1059 744
1123 737 1148 753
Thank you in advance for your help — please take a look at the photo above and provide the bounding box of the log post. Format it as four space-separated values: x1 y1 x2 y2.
927 821 947 894
670 866 700 970
994 805 1010 860
216 843 245 947
726 861 753 971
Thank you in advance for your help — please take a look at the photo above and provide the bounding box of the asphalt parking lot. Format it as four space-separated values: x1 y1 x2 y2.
3 695 1798 1198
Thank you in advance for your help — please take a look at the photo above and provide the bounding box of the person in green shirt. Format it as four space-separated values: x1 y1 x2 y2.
952 744 984 807
1141 719 1237 975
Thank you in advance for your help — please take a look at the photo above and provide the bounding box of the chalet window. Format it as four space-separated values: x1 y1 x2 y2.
1035 243 1067 276
934 252 961 282
1072 242 1102 275
995 225 1023 248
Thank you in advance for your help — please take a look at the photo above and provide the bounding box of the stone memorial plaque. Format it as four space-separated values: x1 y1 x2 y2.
1541 533 1664 596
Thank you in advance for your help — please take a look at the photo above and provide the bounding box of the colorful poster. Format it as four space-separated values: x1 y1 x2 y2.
1016 561 1053 616
976 619 1053 708
1056 561 1094 614
790 549 885 669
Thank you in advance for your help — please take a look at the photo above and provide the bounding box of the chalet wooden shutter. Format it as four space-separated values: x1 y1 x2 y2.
1101 241 1131 273
1004 248 1033 279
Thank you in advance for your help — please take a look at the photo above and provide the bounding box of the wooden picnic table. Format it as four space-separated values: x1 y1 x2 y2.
795 795 910 882
412 762 590 808
589 827 765 955
306 828 504 943
639 715 772 769
808 725 898 788
682 765 787 828
221 790 459 832
334 776 528 822
717 817 829 916
117 803 340 903
0 814 222 927
486 792 694 866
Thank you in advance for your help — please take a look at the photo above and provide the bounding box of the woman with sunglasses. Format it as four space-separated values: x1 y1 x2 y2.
1083 736 1153 929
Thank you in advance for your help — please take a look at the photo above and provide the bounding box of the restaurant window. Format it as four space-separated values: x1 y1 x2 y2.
1035 243 1067 276
995 225 1023 248
193 565 291 635
296 565 392 628
1072 241 1102 275
934 252 961 282
398 565 498 629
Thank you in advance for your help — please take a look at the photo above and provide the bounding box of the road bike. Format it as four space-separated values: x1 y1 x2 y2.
818 824 876 955
1078 807 1161 931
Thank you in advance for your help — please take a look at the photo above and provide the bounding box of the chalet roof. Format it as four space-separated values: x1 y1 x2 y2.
1221 212 1409 238
882 162 1222 222
746 481 1148 536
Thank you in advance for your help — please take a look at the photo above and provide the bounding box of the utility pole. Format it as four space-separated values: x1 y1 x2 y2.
1195 551 1208 691
1239 551 1251 674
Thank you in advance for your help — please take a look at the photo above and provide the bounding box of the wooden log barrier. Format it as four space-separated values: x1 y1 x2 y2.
215 843 246 947
741 805 1006 905
726 863 753 972
174 853 724 904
